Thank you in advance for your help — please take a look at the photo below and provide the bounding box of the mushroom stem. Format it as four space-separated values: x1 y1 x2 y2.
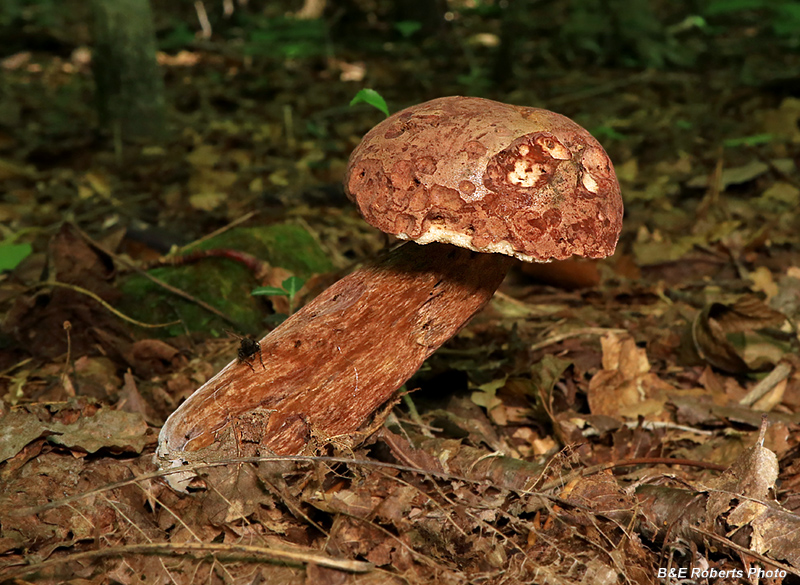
157 241 512 466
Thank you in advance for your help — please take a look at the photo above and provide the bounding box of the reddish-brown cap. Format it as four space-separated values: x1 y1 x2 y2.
344 96 623 262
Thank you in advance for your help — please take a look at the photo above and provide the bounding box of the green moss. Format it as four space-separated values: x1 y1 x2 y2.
187 224 332 277
117 223 332 337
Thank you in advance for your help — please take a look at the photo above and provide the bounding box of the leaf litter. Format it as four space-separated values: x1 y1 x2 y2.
1 5 800 584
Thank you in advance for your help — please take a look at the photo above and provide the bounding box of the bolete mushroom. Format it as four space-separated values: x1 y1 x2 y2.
157 96 622 489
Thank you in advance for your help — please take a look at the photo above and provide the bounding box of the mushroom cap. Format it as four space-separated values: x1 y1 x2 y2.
344 96 623 262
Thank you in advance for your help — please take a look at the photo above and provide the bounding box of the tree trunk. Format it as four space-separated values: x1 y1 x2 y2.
91 0 165 141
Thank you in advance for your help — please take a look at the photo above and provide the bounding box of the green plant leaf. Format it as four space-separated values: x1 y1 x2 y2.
592 125 628 141
245 17 327 59
350 89 390 117
723 133 773 148
395 20 422 38
281 276 305 298
0 242 32 271
252 286 290 297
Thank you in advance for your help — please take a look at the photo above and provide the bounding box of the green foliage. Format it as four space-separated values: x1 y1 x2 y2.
560 0 695 67
281 275 304 300
773 2 800 37
394 20 422 38
705 0 800 39
245 17 328 59
0 242 32 271
119 259 261 337
117 224 332 337
252 275 305 315
723 133 774 147
592 125 628 141
159 21 195 51
561 0 607 58
0 0 58 28
350 89 390 117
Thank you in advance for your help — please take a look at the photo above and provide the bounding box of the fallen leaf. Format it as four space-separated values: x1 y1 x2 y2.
0 404 149 463
188 191 226 211
691 296 788 373
687 160 768 189
587 333 671 418
762 97 800 142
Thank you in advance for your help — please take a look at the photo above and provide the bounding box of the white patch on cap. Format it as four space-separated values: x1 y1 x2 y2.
508 161 545 187
537 137 571 160
582 172 599 193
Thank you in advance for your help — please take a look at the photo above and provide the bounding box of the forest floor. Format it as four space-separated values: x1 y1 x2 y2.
1 4 800 584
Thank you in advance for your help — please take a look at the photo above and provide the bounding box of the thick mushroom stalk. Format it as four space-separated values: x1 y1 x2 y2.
157 96 622 488
157 243 511 487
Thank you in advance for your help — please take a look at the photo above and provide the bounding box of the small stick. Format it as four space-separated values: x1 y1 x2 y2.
530 327 627 353
174 211 256 255
0 540 372 580
28 282 179 328
73 224 239 327
739 362 792 406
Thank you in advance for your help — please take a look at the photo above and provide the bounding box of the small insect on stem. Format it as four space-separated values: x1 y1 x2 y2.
227 331 266 372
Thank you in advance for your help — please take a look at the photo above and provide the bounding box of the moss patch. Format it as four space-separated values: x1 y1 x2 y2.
117 223 332 337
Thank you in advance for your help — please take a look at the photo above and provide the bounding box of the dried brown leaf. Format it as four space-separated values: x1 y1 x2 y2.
705 419 779 530
0 405 149 464
691 296 788 373
587 333 670 418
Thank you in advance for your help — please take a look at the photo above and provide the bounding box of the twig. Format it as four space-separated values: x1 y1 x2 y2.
530 327 627 353
538 457 727 492
73 224 239 327
28 281 180 328
547 70 653 106
581 420 714 437
102 496 183 583
194 0 212 39
691 526 799 578
401 391 434 438
11 455 504 517
0 357 32 378
174 211 257 255
739 362 793 406
0 540 373 580
142 248 266 273
12 451 729 521
293 215 341 268
748 146 800 191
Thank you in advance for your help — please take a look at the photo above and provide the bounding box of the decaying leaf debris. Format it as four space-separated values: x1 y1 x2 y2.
3 4 800 583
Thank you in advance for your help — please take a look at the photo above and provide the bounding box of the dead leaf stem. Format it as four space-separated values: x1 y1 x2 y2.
174 211 257 254
691 526 799 578
28 281 180 328
0 540 373 580
72 224 239 327
739 362 793 406
530 327 627 353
